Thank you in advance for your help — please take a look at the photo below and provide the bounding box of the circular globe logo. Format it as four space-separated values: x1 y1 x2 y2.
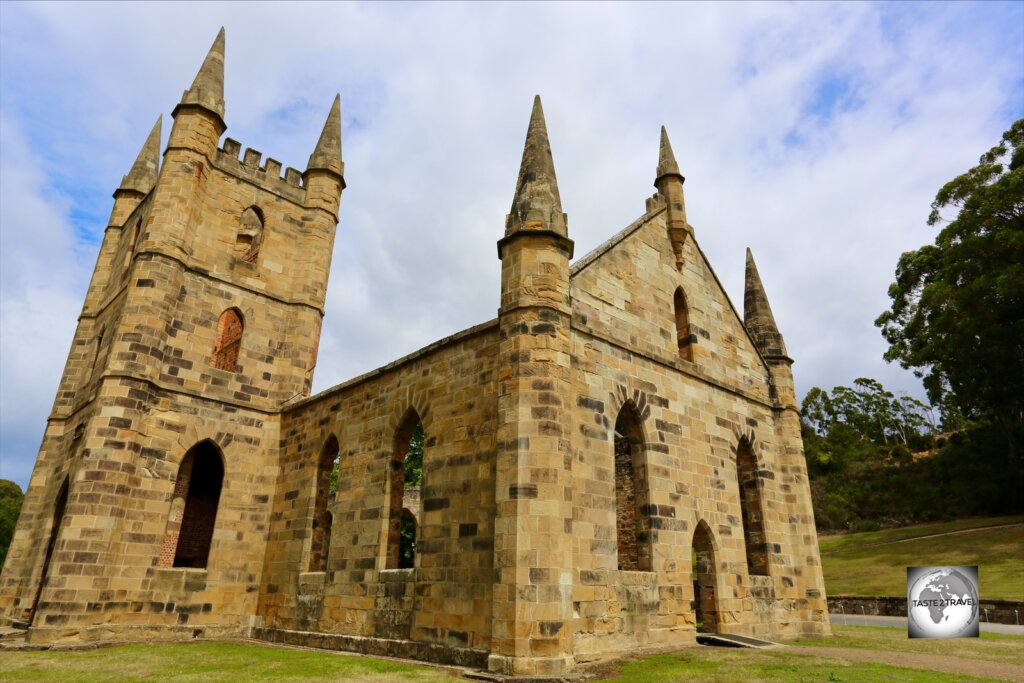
907 566 979 638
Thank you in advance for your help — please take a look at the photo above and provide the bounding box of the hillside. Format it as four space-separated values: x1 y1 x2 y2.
819 515 1024 601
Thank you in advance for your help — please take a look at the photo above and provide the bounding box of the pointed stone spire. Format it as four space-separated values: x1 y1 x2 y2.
505 95 567 237
118 115 161 195
744 248 788 358
173 28 225 124
654 126 690 269
305 94 344 180
655 125 684 186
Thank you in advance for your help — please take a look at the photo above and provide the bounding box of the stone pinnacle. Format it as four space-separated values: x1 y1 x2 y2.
744 248 788 358
306 94 344 179
119 115 162 195
505 95 567 237
655 125 684 187
174 27 225 122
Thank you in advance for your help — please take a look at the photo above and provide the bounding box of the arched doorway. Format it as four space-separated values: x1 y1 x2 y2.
692 520 720 633
30 477 69 625
156 440 225 569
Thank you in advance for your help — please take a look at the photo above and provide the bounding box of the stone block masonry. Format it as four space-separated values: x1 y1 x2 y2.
0 28 829 675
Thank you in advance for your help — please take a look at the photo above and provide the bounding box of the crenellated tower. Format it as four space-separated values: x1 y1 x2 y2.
0 28 345 641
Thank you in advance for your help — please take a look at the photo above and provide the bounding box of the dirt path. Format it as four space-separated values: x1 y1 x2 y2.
823 523 1023 552
795 645 1024 682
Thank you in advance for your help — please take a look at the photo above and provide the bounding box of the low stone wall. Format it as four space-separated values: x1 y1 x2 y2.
251 627 488 668
828 595 1024 625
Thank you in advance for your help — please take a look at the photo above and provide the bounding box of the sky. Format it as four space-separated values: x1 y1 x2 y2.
0 2 1021 490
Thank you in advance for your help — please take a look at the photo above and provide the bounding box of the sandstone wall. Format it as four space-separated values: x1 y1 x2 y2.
567 208 828 661
257 322 499 656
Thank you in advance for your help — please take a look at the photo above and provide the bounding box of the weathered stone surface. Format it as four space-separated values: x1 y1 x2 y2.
0 29 829 676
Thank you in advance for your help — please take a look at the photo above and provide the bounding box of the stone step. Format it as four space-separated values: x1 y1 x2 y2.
696 633 781 649
0 626 27 642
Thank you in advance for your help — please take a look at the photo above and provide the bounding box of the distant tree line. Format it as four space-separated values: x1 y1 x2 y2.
801 378 1019 531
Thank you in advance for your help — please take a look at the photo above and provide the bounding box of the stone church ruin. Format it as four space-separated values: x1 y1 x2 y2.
0 29 830 676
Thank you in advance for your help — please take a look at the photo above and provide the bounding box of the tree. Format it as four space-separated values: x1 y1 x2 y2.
876 119 1024 455
404 422 424 487
801 379 933 449
0 479 24 570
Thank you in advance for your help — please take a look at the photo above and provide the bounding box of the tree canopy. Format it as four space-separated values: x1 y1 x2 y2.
875 119 1024 453
0 479 24 570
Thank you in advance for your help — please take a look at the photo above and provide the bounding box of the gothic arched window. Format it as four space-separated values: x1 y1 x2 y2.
236 206 264 263
387 410 423 570
310 436 339 572
674 287 694 362
614 401 651 571
737 438 769 576
211 308 244 372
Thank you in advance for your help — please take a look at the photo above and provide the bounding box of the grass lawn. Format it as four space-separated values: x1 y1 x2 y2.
594 649 1000 682
2 627 1021 682
595 625 1023 682
0 641 463 682
796 624 1024 667
818 515 1024 600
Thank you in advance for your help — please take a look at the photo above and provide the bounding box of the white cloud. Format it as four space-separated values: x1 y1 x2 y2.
1 2 1021 489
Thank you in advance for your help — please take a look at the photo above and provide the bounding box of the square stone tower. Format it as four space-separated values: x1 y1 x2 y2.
0 29 344 640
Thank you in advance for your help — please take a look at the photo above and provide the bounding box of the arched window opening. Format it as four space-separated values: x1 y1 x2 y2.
309 436 340 572
235 206 264 263
674 287 694 362
692 521 719 633
211 308 244 372
387 411 424 570
614 402 651 571
737 438 769 576
29 477 69 624
159 440 224 569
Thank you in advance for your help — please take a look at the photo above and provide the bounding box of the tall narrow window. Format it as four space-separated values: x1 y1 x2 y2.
692 520 719 633
614 402 651 571
211 308 243 372
235 206 264 263
91 325 105 382
737 438 769 576
674 287 694 362
387 410 424 570
158 440 224 569
310 436 339 572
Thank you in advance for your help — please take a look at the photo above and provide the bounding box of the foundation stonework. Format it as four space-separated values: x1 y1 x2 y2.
0 30 830 674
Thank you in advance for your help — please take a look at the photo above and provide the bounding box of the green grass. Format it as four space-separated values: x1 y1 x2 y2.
596 625 1023 682
0 641 462 682
796 624 1024 667
1 628 1021 683
818 515 1024 600
595 649 999 682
